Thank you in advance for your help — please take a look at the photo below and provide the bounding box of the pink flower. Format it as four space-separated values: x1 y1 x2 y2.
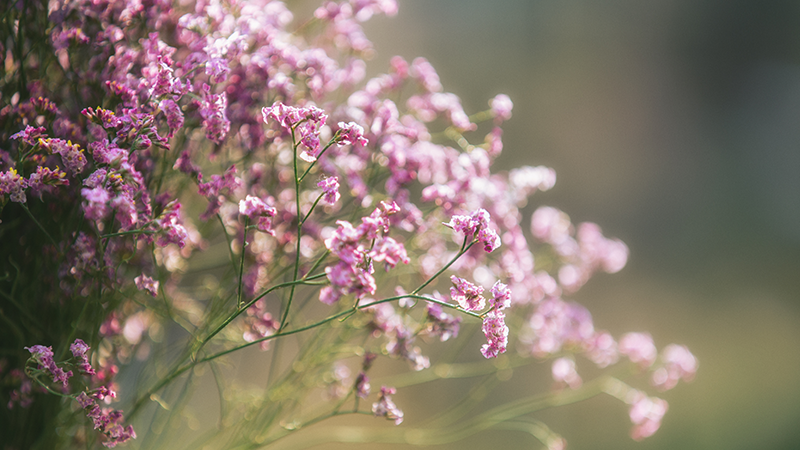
425 302 461 342
25 345 72 388
449 275 485 311
628 392 668 441
490 94 513 121
651 344 697 391
41 139 87 175
198 84 230 144
619 332 658 369
239 195 277 233
551 357 582 389
489 281 511 310
317 177 340 204
372 386 403 425
481 310 508 358
262 102 328 161
134 274 159 297
336 121 368 147
10 125 48 146
444 209 500 252
0 168 28 203
70 339 96 375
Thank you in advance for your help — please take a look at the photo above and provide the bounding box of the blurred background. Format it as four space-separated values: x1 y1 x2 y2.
358 1 800 449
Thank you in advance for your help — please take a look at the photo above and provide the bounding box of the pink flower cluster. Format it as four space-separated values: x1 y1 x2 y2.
321 201 409 304
25 339 134 446
444 208 501 252
480 281 512 358
372 386 403 425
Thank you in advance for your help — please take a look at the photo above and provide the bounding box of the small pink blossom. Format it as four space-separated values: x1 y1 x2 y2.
651 344 697 391
551 357 582 389
450 275 485 311
25 345 72 388
372 386 403 425
70 339 96 375
239 195 277 233
0 168 28 203
629 392 668 441
490 94 513 121
481 310 508 358
317 177 340 204
134 274 159 297
619 332 658 369
489 281 511 310
336 121 368 147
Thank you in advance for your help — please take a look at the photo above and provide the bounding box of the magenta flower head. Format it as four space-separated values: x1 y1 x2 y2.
335 121 368 147
651 344 697 391
619 332 658 369
0 168 28 203
134 274 160 297
25 344 73 388
262 102 329 161
372 386 403 425
449 275 485 311
70 339 96 375
628 392 668 441
481 310 508 358
317 176 340 204
444 208 501 252
490 94 513 122
239 195 277 234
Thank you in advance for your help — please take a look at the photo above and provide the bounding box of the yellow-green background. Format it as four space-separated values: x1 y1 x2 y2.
357 1 800 449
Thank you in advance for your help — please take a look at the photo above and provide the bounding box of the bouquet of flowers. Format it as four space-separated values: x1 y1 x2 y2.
0 1 697 448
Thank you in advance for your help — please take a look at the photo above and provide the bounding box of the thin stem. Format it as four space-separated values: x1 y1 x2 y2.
282 128 302 331
217 213 237 271
20 203 58 249
99 229 156 239
411 236 475 295
300 192 324 227
297 136 338 183
237 216 249 309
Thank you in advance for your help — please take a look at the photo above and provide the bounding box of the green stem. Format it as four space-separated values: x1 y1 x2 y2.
411 236 475 295
20 203 58 249
297 136 338 183
282 128 302 331
237 216 249 309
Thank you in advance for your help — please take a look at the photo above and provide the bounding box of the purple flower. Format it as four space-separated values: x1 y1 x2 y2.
628 392 668 441
239 195 277 234
317 176 340 204
25 344 73 388
449 275 485 311
41 139 87 176
134 274 159 297
372 386 403 425
425 302 461 341
0 168 28 203
10 125 48 146
70 339 96 375
444 209 501 252
490 94 513 122
355 372 370 398
159 99 184 137
619 332 657 369
336 121 368 147
198 84 230 144
480 310 508 358
651 344 697 391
